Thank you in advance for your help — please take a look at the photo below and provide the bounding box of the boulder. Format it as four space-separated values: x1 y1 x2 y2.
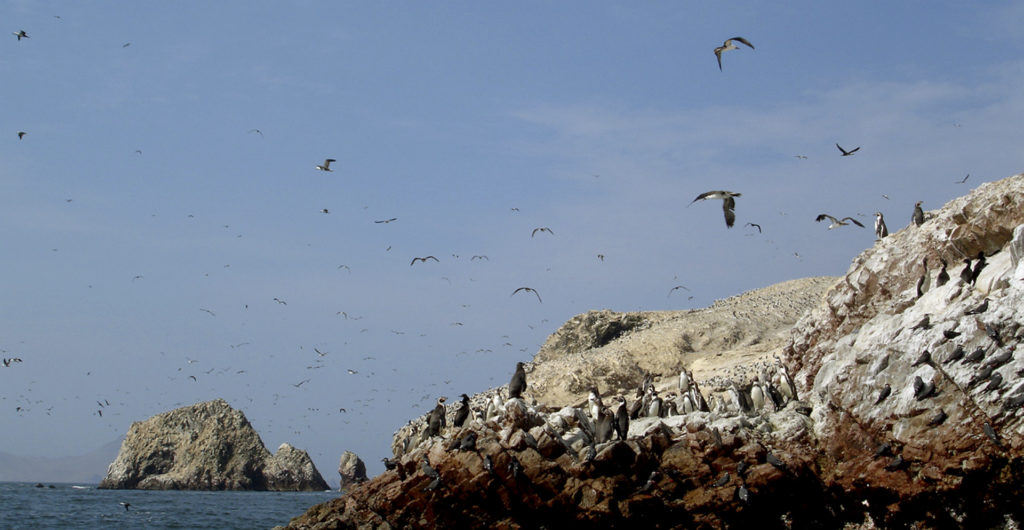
98 399 328 491
337 450 367 490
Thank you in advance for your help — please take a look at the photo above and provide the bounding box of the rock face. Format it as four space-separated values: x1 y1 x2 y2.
337 451 367 490
286 173 1024 528
99 399 328 491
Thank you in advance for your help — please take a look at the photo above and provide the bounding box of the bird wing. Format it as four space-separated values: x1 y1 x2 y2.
843 217 865 227
815 214 837 223
848 147 860 154
731 37 754 49
715 48 723 71
723 196 736 228
835 144 848 155
689 191 715 205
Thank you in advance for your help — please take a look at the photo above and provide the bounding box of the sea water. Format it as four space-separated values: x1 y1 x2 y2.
0 482 338 529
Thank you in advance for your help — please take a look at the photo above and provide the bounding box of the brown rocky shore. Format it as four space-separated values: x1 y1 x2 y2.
286 173 1024 528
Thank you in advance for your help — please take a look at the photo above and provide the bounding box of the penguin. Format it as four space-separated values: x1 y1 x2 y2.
595 407 615 443
663 393 679 416
777 364 798 401
628 389 644 419
678 368 692 393
679 392 695 414
727 381 746 413
874 212 888 239
912 201 924 226
486 393 505 420
508 362 527 399
750 381 765 411
426 396 447 437
587 387 603 422
614 396 630 441
453 394 470 428
646 389 662 418
916 258 930 298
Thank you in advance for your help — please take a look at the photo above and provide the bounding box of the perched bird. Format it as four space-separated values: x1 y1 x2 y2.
884 455 906 471
960 259 974 285
984 423 1002 449
873 443 892 458
970 252 988 285
737 484 751 505
381 457 399 471
689 190 741 228
511 287 542 303
595 407 615 443
483 455 495 476
911 350 931 367
614 396 629 441
423 477 443 491
410 256 439 266
12 30 29 40
456 431 477 452
874 212 888 239
936 259 950 287
766 452 789 473
916 258 931 298
453 394 470 427
836 143 860 156
508 361 527 399
712 472 731 487
638 471 660 494
965 298 990 315
426 397 447 437
713 37 754 70
815 214 865 230
910 314 931 331
942 328 961 341
421 455 440 479
962 346 986 364
531 227 554 237
315 158 336 171
508 456 525 481
912 201 925 227
874 384 891 404
927 409 947 427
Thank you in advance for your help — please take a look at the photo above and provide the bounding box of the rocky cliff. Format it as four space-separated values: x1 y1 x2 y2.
99 399 328 491
285 173 1024 528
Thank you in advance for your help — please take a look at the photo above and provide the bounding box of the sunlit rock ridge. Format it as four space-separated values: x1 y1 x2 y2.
286 173 1024 528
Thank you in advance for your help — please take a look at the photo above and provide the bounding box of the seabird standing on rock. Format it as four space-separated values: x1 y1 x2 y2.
916 258 931 298
875 384 891 404
712 472 731 487
453 394 470 427
970 252 987 284
426 397 447 437
960 259 974 285
595 407 615 443
714 37 754 70
588 388 603 422
965 298 990 315
911 350 931 367
912 201 925 227
614 396 629 441
689 191 741 228
928 409 948 427
962 346 986 364
874 212 888 239
936 259 950 286
910 314 931 331
508 362 527 399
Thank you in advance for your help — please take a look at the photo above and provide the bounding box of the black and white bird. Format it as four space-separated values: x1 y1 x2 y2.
508 362 527 399
816 214 865 230
874 212 888 239
689 191 741 228
836 143 860 156
12 30 29 40
511 287 542 303
453 394 470 427
912 201 925 226
531 227 554 237
315 158 336 172
410 256 439 266
714 37 754 70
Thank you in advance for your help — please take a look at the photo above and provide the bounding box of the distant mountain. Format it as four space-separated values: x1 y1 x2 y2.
0 437 123 484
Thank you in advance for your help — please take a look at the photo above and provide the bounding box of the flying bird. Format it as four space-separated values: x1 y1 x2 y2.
471 255 488 261
315 158 336 172
12 30 29 40
745 222 762 233
273 297 287 305
248 129 263 137
793 155 808 159
815 214 865 229
374 218 398 224
17 131 26 139
956 174 970 184
531 227 554 237
714 37 754 70
119 502 131 512
320 208 329 214
667 285 690 297
410 256 439 266
689 191 741 228
836 143 860 156
511 287 542 303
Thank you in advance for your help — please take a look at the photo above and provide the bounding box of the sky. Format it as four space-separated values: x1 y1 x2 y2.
2 2 1024 485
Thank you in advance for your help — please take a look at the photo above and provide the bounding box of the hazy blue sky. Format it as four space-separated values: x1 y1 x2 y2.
2 2 1023 484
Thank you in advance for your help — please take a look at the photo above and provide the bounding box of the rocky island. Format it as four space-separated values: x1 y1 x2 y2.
284 174 1024 527
99 399 328 491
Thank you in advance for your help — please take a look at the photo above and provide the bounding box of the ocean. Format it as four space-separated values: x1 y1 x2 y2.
0 482 338 529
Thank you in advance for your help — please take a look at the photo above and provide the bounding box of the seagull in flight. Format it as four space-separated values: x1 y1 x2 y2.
292 379 311 388
12 30 29 40
375 218 398 224
836 143 860 156
410 256 439 266
714 37 754 71
956 173 970 184
745 222 762 233
815 214 865 229
531 227 554 237
667 285 690 297
689 191 741 228
511 287 542 303
248 129 263 137
315 158 336 172
273 297 287 305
